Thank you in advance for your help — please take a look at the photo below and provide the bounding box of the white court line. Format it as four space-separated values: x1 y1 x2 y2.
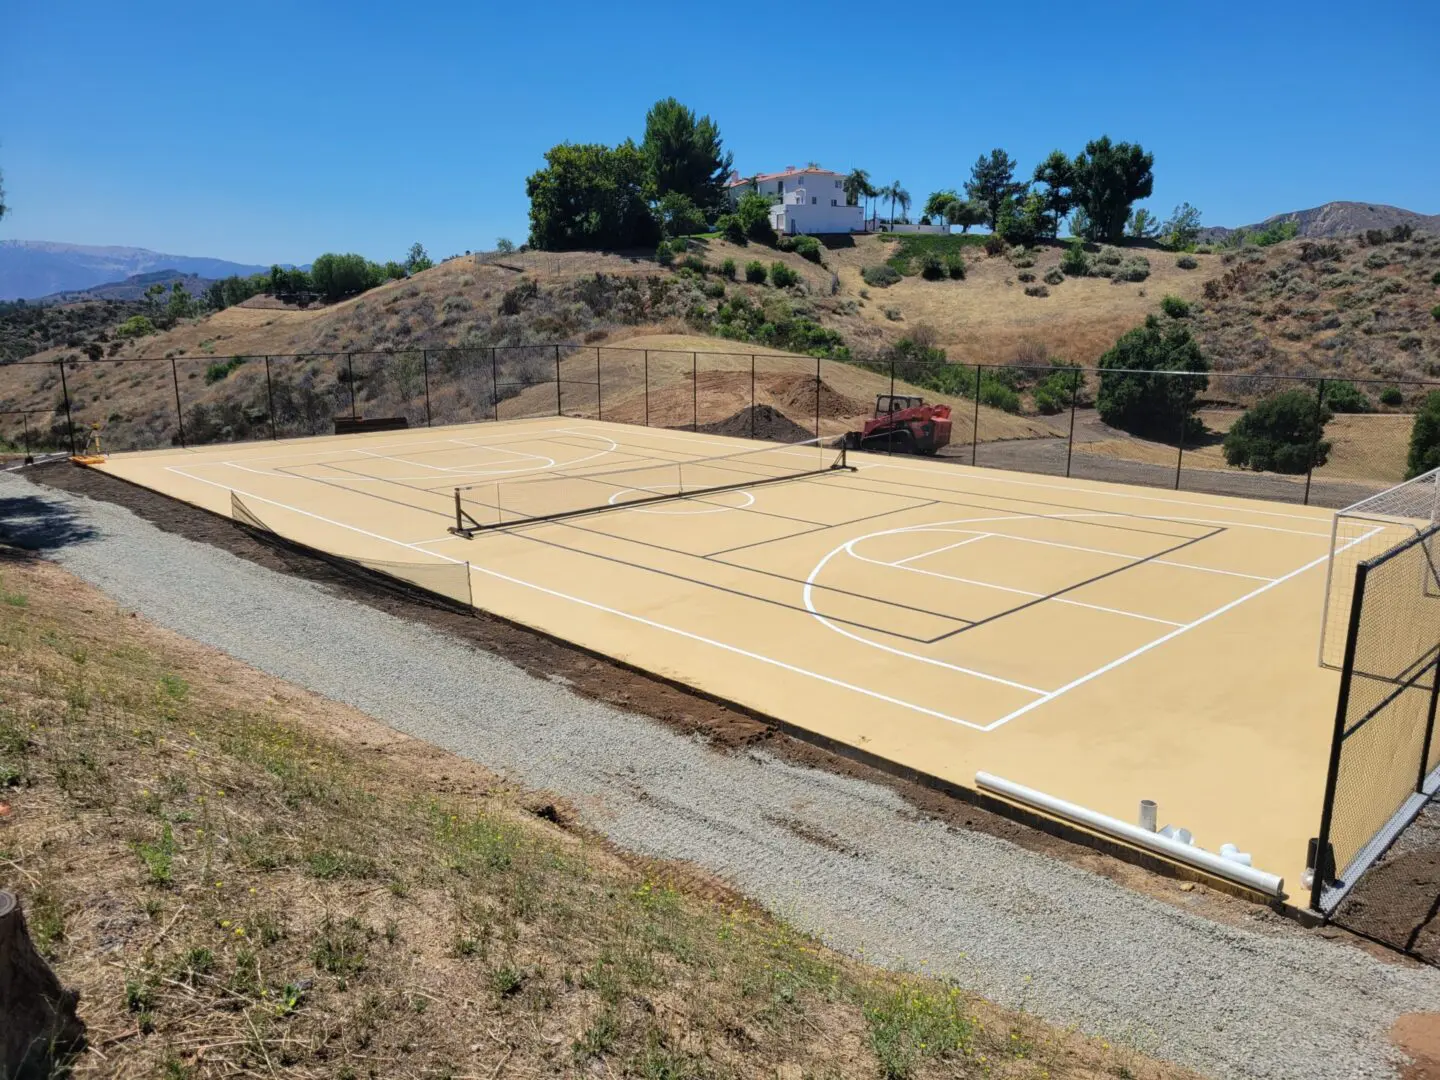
974 531 1277 582
979 525 1389 731
181 423 595 467
584 422 1335 530
893 534 990 566
847 537 1186 629
167 467 989 730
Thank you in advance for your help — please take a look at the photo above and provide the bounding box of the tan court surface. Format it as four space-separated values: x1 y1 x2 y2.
97 416 1355 897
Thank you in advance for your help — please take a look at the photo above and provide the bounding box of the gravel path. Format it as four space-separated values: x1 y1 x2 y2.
4 469 1439 1079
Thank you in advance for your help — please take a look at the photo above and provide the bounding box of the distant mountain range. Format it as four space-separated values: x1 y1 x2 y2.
34 269 220 305
0 241 271 301
1201 201 1440 241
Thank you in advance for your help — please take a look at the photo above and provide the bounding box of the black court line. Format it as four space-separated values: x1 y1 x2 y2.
921 526 1227 642
495 525 972 643
547 496 958 626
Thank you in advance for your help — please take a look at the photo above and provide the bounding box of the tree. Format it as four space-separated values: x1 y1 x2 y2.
878 181 910 225
965 149 1026 231
495 237 516 254
1095 314 1209 440
526 141 659 251
945 199 986 233
923 189 960 228
656 192 707 238
998 193 1048 247
734 191 777 245
1070 136 1154 244
1162 202 1203 250
1126 207 1161 240
1407 391 1440 479
844 168 876 220
405 242 433 274
167 282 195 321
1223 389 1331 474
310 253 384 302
1031 150 1074 238
640 97 733 213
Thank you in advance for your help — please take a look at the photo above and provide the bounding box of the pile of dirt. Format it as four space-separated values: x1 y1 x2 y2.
769 374 869 420
694 404 816 442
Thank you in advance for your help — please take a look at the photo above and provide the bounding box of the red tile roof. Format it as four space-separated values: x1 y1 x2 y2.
727 167 843 187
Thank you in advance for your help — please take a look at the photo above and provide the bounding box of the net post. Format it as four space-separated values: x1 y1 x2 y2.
692 351 697 432
492 348 500 421
555 345 562 417
1311 561 1370 912
346 353 357 418
814 356 821 442
464 562 473 608
596 347 602 420
751 354 756 439
1174 387 1187 491
1319 512 1342 666
422 349 432 427
57 360 77 456
644 350 650 428
453 487 462 535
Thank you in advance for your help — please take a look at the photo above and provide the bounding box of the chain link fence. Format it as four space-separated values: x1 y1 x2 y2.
1 346 1436 509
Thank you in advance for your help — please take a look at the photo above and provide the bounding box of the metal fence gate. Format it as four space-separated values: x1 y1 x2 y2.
1310 524 1440 934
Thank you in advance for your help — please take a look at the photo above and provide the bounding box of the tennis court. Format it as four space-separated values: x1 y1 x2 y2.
95 416 1354 896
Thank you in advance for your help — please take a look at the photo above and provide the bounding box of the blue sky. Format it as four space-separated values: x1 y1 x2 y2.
2 0 1435 266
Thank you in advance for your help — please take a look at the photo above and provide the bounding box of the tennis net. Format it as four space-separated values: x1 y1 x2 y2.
449 438 851 535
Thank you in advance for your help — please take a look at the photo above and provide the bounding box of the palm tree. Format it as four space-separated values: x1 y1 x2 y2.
881 182 910 226
844 168 879 227
894 186 912 224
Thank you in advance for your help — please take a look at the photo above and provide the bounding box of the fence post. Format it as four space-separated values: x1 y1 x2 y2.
971 365 981 467
1174 391 1188 490
815 356 822 442
21 411 32 463
1417 660 1440 794
264 356 277 439
346 353 357 418
692 351 697 432
57 361 77 456
555 345 562 417
644 350 650 428
422 350 433 427
491 348 500 421
1311 561 1370 912
751 354 756 438
170 357 187 448
1065 366 1080 478
1304 378 1326 506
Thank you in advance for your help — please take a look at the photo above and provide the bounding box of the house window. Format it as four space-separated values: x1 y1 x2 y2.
831 199 837 207
811 197 817 204
835 180 841 188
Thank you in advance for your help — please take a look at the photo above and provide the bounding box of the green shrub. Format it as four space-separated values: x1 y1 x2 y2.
682 254 706 274
1033 368 1077 414
1224 389 1332 473
1322 380 1372 414
203 356 248 384
1381 387 1404 407
1060 241 1089 277
1023 284 1049 298
1096 315 1210 440
789 235 823 263
1253 220 1299 246
703 280 725 299
883 306 902 321
736 192 778 245
983 233 1008 257
945 253 966 280
1017 271 1036 283
1159 295 1191 318
1176 254 1199 270
770 262 799 287
1043 266 1064 286
1096 246 1123 266
919 252 945 280
115 315 155 339
862 265 902 288
744 260 767 284
1432 304 1440 322
1408 391 1440 478
1010 253 1035 269
656 241 675 266
1113 256 1151 282
719 258 737 280
716 214 747 245
979 376 1020 412
1431 270 1440 286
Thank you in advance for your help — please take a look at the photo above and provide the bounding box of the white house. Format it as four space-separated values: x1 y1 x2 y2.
725 166 864 235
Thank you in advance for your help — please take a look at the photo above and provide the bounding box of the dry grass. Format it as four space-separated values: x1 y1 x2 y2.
0 554 1194 1080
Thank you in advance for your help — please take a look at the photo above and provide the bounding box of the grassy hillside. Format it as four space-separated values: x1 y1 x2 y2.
0 554 1190 1079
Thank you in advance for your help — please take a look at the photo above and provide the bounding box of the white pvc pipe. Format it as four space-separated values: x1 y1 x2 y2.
975 772 1285 898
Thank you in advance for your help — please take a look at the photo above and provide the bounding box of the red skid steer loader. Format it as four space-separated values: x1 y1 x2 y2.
842 395 952 455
